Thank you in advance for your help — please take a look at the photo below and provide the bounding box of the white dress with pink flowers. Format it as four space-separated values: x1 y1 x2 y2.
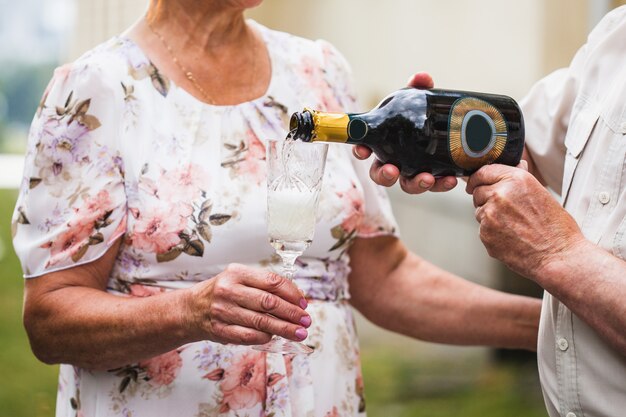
12 21 398 417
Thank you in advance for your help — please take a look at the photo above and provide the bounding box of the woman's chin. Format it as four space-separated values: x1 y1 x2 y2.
228 0 264 10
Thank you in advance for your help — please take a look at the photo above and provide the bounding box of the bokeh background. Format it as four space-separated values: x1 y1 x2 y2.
1 1 625 416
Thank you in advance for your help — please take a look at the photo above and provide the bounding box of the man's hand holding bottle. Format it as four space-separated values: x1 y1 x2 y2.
353 72 459 194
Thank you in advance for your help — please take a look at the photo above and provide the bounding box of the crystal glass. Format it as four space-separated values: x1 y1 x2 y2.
253 138 328 355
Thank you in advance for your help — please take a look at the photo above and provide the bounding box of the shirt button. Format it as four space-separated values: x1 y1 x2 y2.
566 412 577 417
557 338 569 351
598 191 610 205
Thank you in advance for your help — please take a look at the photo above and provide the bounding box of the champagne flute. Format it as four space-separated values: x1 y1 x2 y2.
253 138 328 355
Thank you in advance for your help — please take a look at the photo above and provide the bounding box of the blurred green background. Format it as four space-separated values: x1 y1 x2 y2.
0 189 58 416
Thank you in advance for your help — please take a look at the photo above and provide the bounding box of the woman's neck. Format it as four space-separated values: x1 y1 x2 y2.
125 0 271 105
146 0 251 53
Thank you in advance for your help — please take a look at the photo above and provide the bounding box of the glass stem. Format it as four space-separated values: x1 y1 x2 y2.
277 250 300 280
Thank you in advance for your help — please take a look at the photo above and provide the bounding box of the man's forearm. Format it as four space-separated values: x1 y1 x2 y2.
536 239 626 355
354 252 541 350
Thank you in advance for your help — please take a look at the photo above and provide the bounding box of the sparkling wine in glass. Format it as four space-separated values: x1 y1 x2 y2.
254 136 328 355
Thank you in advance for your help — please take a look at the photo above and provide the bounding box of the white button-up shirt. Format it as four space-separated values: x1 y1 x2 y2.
521 6 626 417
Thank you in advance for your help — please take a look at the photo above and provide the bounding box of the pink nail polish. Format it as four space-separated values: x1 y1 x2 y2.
295 328 308 341
299 298 308 309
300 315 312 327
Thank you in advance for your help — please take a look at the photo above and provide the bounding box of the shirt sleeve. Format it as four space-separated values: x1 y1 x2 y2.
318 39 399 238
520 66 583 194
11 60 127 278
521 6 624 194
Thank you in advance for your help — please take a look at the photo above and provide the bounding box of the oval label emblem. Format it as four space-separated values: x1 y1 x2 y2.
448 97 508 170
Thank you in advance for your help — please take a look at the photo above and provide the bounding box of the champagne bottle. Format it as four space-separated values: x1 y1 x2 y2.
289 88 525 177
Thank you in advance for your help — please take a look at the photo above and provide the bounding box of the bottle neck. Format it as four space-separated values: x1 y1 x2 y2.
291 109 351 143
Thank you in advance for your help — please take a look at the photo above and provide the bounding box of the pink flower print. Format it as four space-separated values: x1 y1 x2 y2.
108 213 127 245
324 407 340 417
203 368 225 381
337 182 364 234
284 354 295 378
53 63 72 84
130 204 191 254
267 372 284 387
219 351 266 412
40 63 72 106
354 216 382 236
129 284 165 297
235 130 266 184
298 55 341 112
139 350 183 387
43 190 118 267
356 369 366 412
44 221 95 267
158 164 210 202
73 190 114 228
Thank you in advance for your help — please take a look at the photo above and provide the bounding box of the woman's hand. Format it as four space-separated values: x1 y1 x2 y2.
353 72 459 194
23 240 310 370
185 263 310 345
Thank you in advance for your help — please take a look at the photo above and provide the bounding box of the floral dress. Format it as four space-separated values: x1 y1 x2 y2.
11 21 397 417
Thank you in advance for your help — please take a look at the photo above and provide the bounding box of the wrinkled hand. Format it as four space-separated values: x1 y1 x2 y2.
353 72 458 194
466 161 586 280
185 264 310 345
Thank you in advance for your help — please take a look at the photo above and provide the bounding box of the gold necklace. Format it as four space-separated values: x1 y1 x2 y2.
146 19 258 105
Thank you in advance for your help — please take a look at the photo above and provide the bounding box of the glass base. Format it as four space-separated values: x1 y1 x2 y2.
252 336 314 355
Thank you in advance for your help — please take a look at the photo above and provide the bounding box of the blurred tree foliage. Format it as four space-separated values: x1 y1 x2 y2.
0 61 56 152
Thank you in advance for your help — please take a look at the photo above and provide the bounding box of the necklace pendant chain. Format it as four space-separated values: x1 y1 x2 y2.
145 18 260 106
147 20 213 103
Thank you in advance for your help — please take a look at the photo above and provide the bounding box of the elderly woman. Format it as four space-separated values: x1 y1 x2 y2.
12 0 541 416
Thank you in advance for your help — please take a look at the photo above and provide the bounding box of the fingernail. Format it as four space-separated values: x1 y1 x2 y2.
295 327 308 341
300 315 312 327
382 169 394 181
353 147 364 158
419 180 431 189
444 180 455 189
299 298 308 309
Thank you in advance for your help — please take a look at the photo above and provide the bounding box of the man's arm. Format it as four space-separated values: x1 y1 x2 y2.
467 164 626 355
348 236 541 350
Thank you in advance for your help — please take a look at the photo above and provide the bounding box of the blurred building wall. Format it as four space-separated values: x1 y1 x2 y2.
70 0 146 59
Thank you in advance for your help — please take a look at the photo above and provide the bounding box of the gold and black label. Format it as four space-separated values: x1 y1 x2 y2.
448 97 507 170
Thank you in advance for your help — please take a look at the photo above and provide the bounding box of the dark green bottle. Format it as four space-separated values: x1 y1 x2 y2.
290 87 525 177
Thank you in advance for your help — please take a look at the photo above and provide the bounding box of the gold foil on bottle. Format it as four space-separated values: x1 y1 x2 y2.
307 109 350 143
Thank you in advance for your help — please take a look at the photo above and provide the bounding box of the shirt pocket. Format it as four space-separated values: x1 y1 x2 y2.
561 103 600 201
609 128 626 260
613 211 626 260
602 80 626 258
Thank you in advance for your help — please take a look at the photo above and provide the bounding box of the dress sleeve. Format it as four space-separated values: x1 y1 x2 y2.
317 39 399 238
11 61 127 278
315 39 360 114
351 157 399 238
